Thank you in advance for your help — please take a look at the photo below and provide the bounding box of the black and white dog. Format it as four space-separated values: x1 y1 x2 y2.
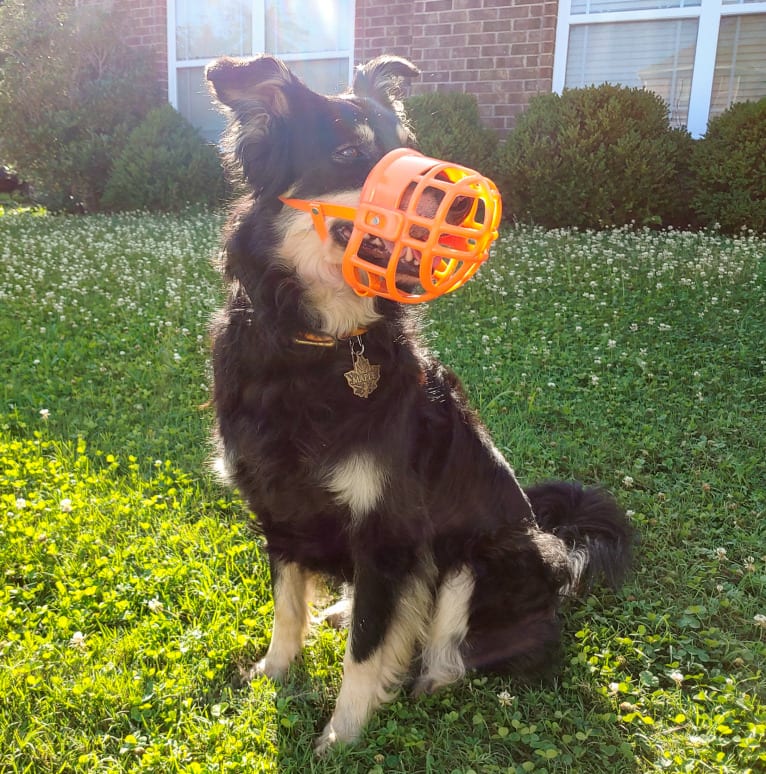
205 54 632 753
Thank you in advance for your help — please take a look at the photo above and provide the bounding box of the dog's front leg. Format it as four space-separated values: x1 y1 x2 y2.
315 560 430 754
255 558 310 681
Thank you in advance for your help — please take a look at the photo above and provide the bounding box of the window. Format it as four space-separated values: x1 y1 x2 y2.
169 0 354 141
553 0 766 136
565 20 699 127
710 13 766 115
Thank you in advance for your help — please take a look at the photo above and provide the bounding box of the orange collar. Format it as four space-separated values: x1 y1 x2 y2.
293 327 368 347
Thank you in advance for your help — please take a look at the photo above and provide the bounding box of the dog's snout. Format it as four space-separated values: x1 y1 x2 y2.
446 195 473 225
398 184 473 227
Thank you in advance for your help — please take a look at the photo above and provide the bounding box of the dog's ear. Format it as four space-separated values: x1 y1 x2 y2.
206 55 295 196
352 55 420 110
206 55 291 115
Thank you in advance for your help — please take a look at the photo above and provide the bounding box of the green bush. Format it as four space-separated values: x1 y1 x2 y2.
0 0 160 211
102 105 226 212
692 98 766 234
495 84 694 229
405 91 498 176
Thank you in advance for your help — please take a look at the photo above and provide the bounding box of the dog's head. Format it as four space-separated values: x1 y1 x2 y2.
206 54 423 332
206 55 419 199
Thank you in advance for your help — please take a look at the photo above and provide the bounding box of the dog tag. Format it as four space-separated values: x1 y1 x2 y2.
344 338 380 398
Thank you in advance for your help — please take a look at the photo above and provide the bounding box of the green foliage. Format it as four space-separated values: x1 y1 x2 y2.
102 105 226 212
495 85 694 229
692 97 766 234
0 0 160 211
405 91 499 176
1 212 765 771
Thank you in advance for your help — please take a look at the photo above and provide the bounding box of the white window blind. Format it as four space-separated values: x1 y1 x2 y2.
565 20 699 127
169 0 354 141
710 13 766 115
555 0 766 136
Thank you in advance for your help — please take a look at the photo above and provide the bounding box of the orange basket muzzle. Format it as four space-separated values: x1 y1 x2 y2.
280 148 502 303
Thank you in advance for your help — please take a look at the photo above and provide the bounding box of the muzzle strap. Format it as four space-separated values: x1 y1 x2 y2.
279 197 356 242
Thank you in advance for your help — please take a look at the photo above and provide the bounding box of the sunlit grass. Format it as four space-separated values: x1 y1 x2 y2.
1 211 764 772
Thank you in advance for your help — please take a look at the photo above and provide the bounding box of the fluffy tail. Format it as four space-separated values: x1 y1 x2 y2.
525 481 634 594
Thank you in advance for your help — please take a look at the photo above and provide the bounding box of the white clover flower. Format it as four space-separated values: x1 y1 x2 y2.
15 497 27 510
754 614 766 629
669 670 683 686
39 408 50 420
70 631 86 649
744 556 756 572
60 498 73 513
622 476 634 489
173 352 182 362
147 598 164 614
497 690 514 707
590 375 599 385
715 547 727 561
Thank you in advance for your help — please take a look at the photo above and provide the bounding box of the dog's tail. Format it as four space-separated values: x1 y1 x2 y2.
525 481 633 594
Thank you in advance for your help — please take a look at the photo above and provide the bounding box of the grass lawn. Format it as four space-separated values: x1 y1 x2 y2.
1 209 764 773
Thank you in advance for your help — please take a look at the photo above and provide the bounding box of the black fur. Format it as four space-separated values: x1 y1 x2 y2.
205 54 633 750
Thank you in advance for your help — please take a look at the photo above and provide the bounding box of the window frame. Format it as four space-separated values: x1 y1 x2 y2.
552 0 766 136
167 0 355 132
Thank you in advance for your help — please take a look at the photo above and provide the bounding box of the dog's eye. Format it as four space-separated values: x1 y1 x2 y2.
333 145 361 163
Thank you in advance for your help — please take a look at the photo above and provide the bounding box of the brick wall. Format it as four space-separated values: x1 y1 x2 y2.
121 0 169 97
355 0 559 135
77 0 168 99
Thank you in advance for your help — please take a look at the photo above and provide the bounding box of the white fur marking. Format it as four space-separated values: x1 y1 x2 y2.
256 563 310 680
561 544 590 596
277 191 381 337
326 453 388 519
355 124 376 145
212 438 239 485
315 575 431 753
418 566 474 691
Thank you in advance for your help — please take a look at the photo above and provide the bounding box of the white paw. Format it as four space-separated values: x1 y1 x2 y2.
411 675 438 697
314 726 337 756
314 719 357 756
314 597 352 630
242 656 289 683
412 666 462 697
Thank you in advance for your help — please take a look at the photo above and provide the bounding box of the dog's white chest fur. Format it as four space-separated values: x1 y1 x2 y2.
324 453 389 520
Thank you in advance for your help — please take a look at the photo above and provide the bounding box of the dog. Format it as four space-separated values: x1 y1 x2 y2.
205 54 633 754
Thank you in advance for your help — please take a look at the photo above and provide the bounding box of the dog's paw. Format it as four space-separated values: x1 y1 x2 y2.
411 675 437 698
314 726 337 757
239 656 289 684
314 719 357 756
412 672 456 698
314 597 351 630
